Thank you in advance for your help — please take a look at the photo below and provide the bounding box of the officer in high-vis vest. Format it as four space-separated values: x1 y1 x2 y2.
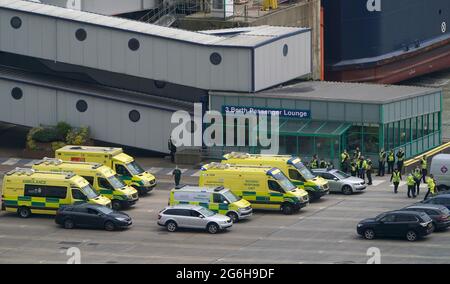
420 155 428 183
387 150 395 175
310 155 319 169
358 157 367 180
350 159 357 177
424 174 437 200
341 150 350 173
396 148 405 174
413 166 422 195
406 173 416 198
366 158 373 185
377 149 387 177
390 168 402 194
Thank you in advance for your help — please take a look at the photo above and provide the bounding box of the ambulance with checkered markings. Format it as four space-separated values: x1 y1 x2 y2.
32 158 139 211
1 168 111 218
199 163 309 215
169 185 253 223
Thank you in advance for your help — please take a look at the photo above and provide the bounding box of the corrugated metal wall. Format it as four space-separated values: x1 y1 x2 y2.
382 92 441 123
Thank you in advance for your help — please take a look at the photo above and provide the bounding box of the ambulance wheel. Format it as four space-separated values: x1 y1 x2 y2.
207 223 219 234
64 218 75 229
281 204 294 215
17 207 31 218
112 200 122 211
226 212 239 223
104 221 116 231
166 221 178 232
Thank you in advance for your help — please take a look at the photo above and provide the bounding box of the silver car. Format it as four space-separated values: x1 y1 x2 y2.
312 169 366 195
157 205 233 234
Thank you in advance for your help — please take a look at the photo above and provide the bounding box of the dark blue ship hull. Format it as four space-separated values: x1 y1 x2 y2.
322 0 450 83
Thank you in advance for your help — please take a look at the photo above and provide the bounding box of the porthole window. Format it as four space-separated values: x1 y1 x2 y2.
129 110 141 122
10 16 22 29
11 87 23 100
283 44 289 57
75 28 87 41
210 52 222 65
128 38 140 51
154 80 166 89
76 100 88 113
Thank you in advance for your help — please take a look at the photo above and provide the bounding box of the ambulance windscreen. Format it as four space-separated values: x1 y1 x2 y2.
270 169 296 192
126 161 145 175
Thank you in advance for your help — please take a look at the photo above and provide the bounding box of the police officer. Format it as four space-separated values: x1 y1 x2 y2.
406 172 416 198
310 155 319 169
341 149 350 173
172 166 182 187
420 155 428 183
424 174 437 200
387 149 395 174
350 159 357 177
358 157 366 181
353 147 361 161
168 137 177 163
396 148 405 174
413 165 422 195
319 159 327 169
366 158 373 186
390 168 402 194
377 148 387 177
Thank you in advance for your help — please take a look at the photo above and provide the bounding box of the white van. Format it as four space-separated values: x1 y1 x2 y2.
430 154 450 190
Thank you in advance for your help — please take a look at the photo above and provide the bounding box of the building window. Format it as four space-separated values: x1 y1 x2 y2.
212 0 224 9
129 110 141 122
75 28 87 41
76 100 88 113
10 16 22 29
210 52 222 65
11 87 23 100
154 80 166 89
128 38 140 51
283 44 289 57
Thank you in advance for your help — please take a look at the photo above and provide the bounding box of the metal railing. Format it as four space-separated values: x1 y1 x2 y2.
139 0 208 25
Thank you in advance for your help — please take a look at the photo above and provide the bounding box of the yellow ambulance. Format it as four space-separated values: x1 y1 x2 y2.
198 163 309 214
1 168 111 218
222 153 329 200
55 146 156 195
32 158 139 210
169 185 253 222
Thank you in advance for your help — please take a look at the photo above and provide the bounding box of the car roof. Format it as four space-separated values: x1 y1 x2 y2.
430 194 450 199
405 204 447 211
66 203 105 209
164 204 203 211
387 210 424 216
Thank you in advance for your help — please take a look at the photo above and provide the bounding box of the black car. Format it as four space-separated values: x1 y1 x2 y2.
55 204 132 231
403 204 450 231
421 194 450 210
357 211 434 242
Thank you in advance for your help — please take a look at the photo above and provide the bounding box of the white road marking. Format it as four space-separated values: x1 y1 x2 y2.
1 158 20 166
370 180 386 186
191 170 202 177
148 167 163 174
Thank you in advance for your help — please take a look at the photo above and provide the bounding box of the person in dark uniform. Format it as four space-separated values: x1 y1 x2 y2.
172 166 182 187
350 159 357 177
319 159 327 169
377 148 386 177
341 149 350 173
396 148 405 175
420 155 428 183
390 168 402 194
366 158 373 186
168 137 177 163
413 165 422 196
310 155 319 169
387 149 395 175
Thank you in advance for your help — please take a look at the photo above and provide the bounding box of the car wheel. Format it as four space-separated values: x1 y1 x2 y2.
406 231 418 242
17 207 31 219
104 221 116 231
166 221 178 232
64 219 75 229
281 204 294 215
207 223 219 234
363 229 375 240
226 212 239 223
111 200 122 211
342 185 353 195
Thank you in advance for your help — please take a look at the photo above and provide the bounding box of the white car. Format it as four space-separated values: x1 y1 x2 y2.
157 205 233 234
312 169 366 195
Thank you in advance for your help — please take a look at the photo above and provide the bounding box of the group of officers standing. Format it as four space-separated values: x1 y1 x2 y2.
335 147 436 200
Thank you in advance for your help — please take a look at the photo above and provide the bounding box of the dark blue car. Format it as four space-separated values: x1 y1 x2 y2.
421 194 450 210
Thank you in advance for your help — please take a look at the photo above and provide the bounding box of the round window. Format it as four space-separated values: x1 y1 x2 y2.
128 38 140 51
283 44 289 57
10 16 22 29
76 100 88 113
129 110 141 122
11 87 23 100
210 52 222 65
75 28 87 41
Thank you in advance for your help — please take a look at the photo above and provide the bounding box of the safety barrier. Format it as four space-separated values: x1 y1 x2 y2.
404 141 450 169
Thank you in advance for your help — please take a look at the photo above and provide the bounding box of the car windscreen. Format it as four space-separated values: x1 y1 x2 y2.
419 213 432 222
108 174 127 189
222 190 240 203
126 161 145 175
80 184 100 199
334 171 350 179
198 207 215 217
271 170 297 192
97 206 114 215
293 162 315 180
441 207 450 215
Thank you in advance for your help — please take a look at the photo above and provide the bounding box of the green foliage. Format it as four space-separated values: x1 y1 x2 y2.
26 127 43 150
51 141 66 152
26 122 90 151
66 126 90 145
56 122 72 139
32 128 61 143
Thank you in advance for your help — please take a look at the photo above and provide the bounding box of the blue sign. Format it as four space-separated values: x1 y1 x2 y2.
222 105 311 119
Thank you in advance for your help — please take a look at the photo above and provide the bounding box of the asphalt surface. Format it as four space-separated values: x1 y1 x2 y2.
1 168 449 264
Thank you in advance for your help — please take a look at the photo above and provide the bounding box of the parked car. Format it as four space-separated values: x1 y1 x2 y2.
55 204 132 231
157 205 232 234
421 194 450 210
357 210 434 241
403 204 450 231
312 169 366 195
